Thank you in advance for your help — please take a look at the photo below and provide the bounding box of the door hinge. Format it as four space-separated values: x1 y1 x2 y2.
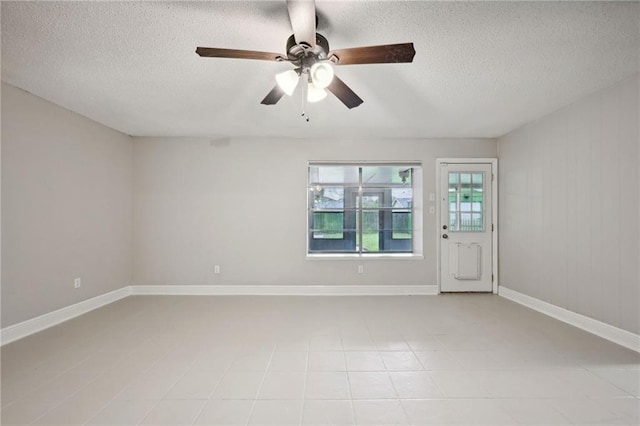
492 274 494 282
491 224 494 232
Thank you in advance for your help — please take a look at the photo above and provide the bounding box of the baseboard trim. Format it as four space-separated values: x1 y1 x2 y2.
0 286 132 346
499 286 640 353
0 284 437 346
7 284 636 351
131 284 438 296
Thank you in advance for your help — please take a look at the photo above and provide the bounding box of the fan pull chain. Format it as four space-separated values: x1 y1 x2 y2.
301 71 310 122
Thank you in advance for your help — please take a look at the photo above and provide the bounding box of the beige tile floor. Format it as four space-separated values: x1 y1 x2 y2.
1 294 638 425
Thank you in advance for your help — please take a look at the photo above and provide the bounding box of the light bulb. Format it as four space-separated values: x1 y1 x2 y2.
310 62 334 89
307 82 327 103
275 69 299 96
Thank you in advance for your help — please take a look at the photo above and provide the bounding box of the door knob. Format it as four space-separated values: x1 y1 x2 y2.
442 225 448 230
442 234 448 239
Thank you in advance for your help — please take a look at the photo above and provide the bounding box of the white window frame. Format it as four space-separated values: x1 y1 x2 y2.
306 161 423 260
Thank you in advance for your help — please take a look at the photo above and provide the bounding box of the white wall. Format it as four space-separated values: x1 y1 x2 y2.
498 74 640 334
1 83 133 327
133 137 496 288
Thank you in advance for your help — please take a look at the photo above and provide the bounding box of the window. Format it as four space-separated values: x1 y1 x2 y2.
308 163 421 255
448 172 484 232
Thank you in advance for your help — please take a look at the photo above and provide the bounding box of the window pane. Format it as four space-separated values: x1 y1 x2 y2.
449 212 457 229
362 166 412 185
361 209 379 252
392 188 412 208
472 179 483 212
309 166 358 185
361 192 390 251
312 212 344 239
392 212 412 239
472 213 483 229
362 194 380 208
312 186 344 209
358 188 413 208
309 163 418 254
448 171 484 232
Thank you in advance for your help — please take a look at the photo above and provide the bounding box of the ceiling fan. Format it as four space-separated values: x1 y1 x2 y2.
195 0 415 110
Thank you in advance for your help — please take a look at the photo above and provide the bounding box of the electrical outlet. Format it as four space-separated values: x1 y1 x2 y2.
214 265 220 274
74 278 81 289
357 265 364 274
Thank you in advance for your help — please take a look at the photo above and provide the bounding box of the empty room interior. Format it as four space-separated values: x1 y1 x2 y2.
1 1 639 425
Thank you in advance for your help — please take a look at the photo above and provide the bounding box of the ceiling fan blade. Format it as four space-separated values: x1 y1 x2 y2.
261 85 286 105
329 43 416 65
286 0 316 47
326 76 363 109
196 47 285 62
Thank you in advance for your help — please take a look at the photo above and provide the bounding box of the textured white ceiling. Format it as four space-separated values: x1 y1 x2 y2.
2 1 639 139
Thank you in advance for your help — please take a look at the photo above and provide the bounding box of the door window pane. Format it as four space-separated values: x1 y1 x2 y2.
448 172 484 232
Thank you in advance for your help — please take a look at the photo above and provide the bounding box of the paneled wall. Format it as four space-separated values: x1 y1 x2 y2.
498 74 639 334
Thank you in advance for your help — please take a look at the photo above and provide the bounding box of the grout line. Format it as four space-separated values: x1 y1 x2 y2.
336 333 355 420
199 351 238 418
383 334 413 423
246 344 277 425
298 342 311 425
22 343 141 425
115 341 196 425
83 334 196 425
186 346 232 425
403 332 449 400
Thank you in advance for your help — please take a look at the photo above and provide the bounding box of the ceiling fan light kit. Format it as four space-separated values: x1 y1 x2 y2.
195 0 415 112
309 62 334 89
306 81 327 103
276 69 300 96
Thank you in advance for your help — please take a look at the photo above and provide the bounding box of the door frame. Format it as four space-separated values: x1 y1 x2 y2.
436 158 498 294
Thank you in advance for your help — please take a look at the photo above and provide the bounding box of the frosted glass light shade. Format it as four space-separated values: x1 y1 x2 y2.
275 70 299 96
307 82 327 103
310 62 334 89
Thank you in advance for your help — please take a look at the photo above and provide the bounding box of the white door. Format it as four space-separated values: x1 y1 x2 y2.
439 163 493 292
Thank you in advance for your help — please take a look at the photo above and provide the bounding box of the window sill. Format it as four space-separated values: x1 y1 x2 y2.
306 253 424 261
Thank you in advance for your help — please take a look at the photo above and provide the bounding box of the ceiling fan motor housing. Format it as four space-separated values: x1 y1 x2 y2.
286 33 330 67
